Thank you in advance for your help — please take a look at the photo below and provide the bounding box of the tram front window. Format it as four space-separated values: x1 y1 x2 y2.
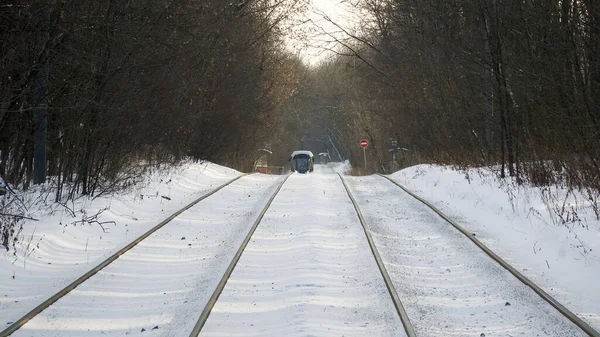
293 155 310 173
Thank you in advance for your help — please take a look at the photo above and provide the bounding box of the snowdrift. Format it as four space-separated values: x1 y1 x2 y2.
390 164 600 329
1 161 241 324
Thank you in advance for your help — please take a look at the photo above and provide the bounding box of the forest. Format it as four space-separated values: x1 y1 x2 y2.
0 0 306 198
287 0 600 193
2 0 600 246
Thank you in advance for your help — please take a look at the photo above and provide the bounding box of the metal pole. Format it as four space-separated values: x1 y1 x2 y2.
363 147 367 171
33 6 50 185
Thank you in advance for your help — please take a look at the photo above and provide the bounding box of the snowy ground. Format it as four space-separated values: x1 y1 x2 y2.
389 165 600 331
1 161 598 336
1 162 244 327
347 175 586 336
201 165 405 337
9 174 284 336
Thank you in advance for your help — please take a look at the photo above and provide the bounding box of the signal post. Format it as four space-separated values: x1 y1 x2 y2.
360 139 368 171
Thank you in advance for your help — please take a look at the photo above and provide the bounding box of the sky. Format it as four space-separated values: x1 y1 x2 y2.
285 0 363 66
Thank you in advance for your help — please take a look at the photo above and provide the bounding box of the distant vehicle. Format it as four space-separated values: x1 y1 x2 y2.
290 150 314 173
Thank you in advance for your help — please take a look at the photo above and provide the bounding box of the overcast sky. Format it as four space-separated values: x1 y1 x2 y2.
284 0 363 66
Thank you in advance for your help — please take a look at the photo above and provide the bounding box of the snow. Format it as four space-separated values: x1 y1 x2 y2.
1 160 597 336
388 164 600 331
346 175 586 336
201 165 405 336
1 162 243 327
290 150 314 158
9 173 284 336
328 160 351 175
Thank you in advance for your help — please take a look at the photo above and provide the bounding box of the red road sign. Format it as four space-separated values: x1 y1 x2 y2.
360 139 368 148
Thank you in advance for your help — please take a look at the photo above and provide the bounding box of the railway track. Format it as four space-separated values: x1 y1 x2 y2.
375 173 600 337
4 168 597 337
188 173 291 336
342 173 600 337
190 171 598 337
193 172 410 336
3 171 413 337
0 173 288 337
338 173 417 337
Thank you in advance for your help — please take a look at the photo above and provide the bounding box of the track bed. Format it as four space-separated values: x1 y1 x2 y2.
346 175 587 336
199 172 406 337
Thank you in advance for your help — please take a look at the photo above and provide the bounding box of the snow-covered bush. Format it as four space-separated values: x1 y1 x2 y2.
0 182 26 251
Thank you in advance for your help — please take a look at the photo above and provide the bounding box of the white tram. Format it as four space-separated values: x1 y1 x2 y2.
290 151 314 173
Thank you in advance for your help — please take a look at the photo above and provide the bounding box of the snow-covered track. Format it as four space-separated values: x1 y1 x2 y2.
188 173 291 336
376 173 600 337
196 169 407 337
338 173 417 337
0 174 248 337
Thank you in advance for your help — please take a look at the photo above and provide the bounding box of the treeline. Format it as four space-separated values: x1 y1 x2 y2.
267 67 350 166
0 0 304 199
308 0 600 191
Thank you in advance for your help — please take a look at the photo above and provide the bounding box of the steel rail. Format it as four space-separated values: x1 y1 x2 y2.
377 173 600 337
188 173 292 336
0 174 249 337
338 173 417 337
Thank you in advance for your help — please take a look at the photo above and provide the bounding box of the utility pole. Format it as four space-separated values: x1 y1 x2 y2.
390 138 398 162
33 5 50 185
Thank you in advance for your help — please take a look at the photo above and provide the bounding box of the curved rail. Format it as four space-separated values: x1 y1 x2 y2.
338 173 417 337
377 173 600 337
188 173 292 336
0 174 249 337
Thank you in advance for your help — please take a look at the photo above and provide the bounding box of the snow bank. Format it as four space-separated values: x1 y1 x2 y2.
328 160 351 175
0 161 241 324
390 164 600 329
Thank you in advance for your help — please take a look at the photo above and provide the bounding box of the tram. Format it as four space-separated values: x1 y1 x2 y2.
290 150 314 173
